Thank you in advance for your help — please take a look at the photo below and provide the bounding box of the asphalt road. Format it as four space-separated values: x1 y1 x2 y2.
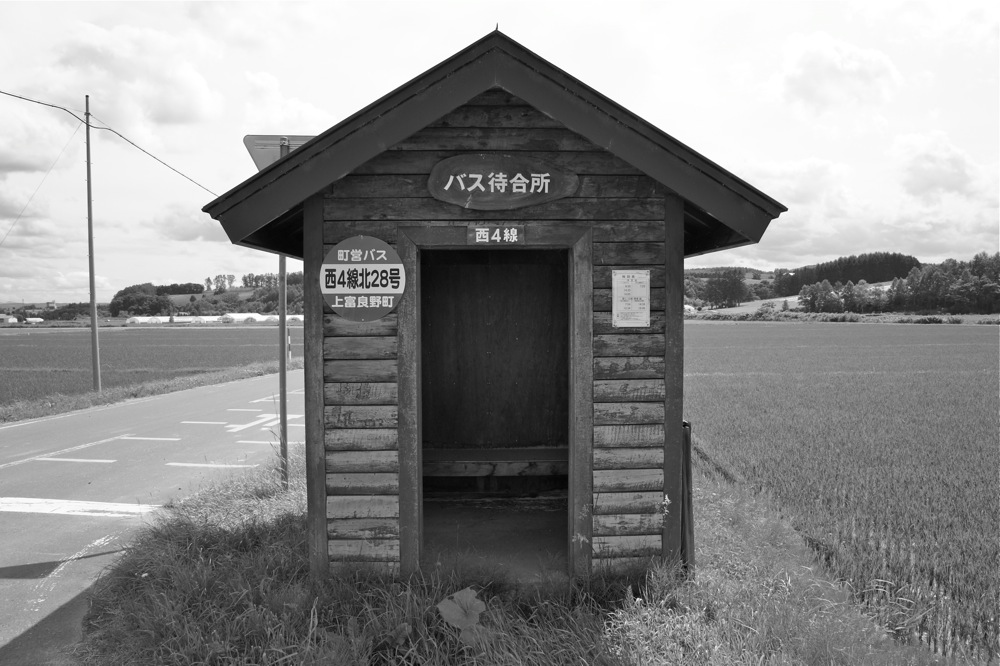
0 369 305 664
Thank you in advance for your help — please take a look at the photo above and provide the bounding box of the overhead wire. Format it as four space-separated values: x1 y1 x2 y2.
0 88 220 202
0 89 85 123
89 114 218 197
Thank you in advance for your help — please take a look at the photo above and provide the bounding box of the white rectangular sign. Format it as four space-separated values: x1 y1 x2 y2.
612 269 650 328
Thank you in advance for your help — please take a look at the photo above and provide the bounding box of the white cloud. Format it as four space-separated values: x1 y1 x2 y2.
892 131 980 202
0 101 84 176
155 206 231 243
0 191 30 221
242 72 336 135
689 143 998 271
0 217 63 250
30 22 225 142
779 33 901 112
744 158 849 208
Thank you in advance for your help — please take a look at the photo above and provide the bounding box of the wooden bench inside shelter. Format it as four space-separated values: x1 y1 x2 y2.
422 447 568 477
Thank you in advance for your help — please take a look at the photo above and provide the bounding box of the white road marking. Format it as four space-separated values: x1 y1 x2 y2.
0 498 159 517
226 414 277 432
289 423 305 428
236 440 274 444
0 435 129 470
181 421 227 425
252 414 304 430
37 458 116 463
228 408 263 411
120 436 181 441
166 463 258 468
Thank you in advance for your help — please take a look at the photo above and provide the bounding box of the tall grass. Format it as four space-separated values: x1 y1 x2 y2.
77 444 959 665
79 450 618 665
685 321 999 661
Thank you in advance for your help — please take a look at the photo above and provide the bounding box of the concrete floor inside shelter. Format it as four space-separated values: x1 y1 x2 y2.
421 496 569 585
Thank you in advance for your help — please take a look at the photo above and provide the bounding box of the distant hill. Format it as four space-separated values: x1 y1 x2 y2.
684 267 772 279
686 254 923 294
167 289 254 308
771 252 921 297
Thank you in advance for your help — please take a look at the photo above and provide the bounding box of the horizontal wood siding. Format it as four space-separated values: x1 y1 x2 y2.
591 193 666 563
321 89 671 572
324 275 401 568
593 534 662 559
593 491 663 515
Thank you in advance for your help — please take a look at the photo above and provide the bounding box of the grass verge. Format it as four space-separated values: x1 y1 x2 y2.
0 358 304 425
75 446 970 665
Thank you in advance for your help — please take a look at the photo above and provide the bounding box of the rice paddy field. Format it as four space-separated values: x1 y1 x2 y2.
684 320 999 661
3 319 996 660
0 325 305 405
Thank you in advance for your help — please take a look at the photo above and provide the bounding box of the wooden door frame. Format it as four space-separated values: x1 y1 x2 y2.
396 223 593 578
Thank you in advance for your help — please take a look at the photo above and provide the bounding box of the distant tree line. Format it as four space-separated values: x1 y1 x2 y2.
35 302 99 321
108 283 172 317
684 266 765 280
772 252 921 297
699 268 750 308
155 283 204 296
798 252 1000 314
239 272 304 289
109 272 305 317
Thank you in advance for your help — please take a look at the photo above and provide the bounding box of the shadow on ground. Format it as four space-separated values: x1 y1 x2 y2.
0 550 122 581
0 585 91 666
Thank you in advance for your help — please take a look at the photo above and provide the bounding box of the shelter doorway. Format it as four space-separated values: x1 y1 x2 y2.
420 248 570 582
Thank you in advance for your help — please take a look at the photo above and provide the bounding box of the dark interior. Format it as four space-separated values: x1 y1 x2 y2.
421 249 569 457
420 248 570 580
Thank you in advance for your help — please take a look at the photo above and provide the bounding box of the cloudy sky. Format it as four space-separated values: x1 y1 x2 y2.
0 1 996 304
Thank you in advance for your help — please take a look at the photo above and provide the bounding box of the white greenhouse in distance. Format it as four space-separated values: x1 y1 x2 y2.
124 313 302 324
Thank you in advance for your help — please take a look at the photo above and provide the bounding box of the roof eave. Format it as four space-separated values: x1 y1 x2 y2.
203 31 785 255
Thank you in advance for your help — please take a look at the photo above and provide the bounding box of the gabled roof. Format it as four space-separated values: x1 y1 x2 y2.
203 30 785 258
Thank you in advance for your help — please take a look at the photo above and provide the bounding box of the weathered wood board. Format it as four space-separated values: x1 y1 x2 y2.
316 89 674 575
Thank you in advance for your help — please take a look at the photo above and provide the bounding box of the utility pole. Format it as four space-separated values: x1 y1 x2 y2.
278 137 289 488
85 95 101 392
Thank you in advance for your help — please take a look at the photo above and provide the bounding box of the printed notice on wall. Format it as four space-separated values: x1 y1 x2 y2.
612 269 650 328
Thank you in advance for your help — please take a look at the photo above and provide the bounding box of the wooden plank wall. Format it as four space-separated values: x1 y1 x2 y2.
324 314 401 566
591 190 668 571
321 89 669 571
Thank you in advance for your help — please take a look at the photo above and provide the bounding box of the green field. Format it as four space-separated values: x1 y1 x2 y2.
684 321 999 660
0 326 305 405
3 319 996 658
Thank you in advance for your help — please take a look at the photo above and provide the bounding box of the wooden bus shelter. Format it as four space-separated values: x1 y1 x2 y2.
204 31 785 581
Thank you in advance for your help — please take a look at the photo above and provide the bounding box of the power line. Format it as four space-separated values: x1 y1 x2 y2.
0 89 84 123
0 121 83 247
0 88 219 197
89 115 218 196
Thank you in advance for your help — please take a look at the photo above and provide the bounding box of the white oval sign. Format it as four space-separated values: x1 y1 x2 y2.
428 153 578 210
321 236 405 322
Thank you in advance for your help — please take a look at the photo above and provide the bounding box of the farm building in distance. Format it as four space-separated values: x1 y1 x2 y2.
204 32 785 581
